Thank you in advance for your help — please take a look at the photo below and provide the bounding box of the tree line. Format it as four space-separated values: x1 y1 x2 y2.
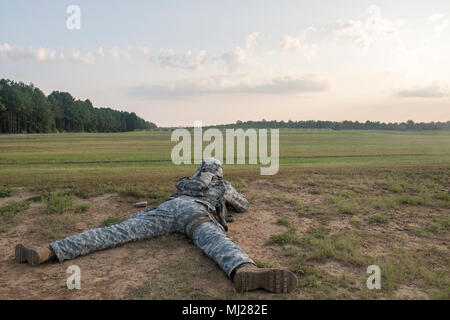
208 119 450 131
1 79 448 133
0 79 157 134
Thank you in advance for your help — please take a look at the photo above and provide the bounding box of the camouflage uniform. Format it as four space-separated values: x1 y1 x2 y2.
50 158 254 277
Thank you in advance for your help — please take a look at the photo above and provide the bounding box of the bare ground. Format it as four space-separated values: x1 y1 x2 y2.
0 171 449 300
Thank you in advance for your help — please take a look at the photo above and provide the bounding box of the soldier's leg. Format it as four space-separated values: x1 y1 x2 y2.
189 221 254 277
49 207 175 262
172 197 253 276
188 221 297 293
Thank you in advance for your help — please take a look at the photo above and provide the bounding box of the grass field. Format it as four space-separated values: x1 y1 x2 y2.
0 130 449 299
0 130 449 186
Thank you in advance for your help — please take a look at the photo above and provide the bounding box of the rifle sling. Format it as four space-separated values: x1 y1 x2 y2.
183 212 210 236
188 217 212 239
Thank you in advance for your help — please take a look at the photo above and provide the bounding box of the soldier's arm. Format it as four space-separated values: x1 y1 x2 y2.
223 180 250 213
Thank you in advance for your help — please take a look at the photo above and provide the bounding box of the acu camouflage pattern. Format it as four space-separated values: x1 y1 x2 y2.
50 158 254 277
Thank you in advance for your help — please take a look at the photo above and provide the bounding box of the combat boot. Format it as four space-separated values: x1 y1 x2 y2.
15 244 56 266
233 263 298 293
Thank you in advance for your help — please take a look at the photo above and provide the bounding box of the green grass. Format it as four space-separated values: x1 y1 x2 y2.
0 199 30 232
127 278 206 300
118 184 149 199
368 195 399 210
0 130 449 187
376 247 449 297
70 183 115 199
0 130 449 299
435 190 449 201
117 184 172 205
269 195 301 207
350 217 362 228
281 246 297 257
26 195 43 202
268 228 299 245
148 186 172 205
290 261 353 299
306 232 370 266
410 217 449 237
365 191 433 211
385 181 404 193
307 227 331 239
255 261 274 268
41 215 76 239
397 194 430 206
0 200 30 215
368 214 390 224
43 192 74 214
101 215 128 227
74 203 91 213
337 200 358 215
277 215 290 227
0 186 15 198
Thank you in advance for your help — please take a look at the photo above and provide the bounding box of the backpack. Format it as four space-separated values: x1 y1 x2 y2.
173 176 228 231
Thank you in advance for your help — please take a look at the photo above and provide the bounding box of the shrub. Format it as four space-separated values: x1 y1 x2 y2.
101 215 127 227
117 184 148 199
337 201 358 215
368 214 390 224
74 203 91 213
44 192 74 214
255 261 274 268
0 200 30 215
0 186 15 198
269 228 299 245
277 215 290 227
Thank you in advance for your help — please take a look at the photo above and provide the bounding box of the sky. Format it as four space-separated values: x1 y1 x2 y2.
1 0 449 126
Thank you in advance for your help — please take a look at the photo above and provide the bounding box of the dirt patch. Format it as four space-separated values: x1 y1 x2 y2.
0 171 448 299
395 285 429 300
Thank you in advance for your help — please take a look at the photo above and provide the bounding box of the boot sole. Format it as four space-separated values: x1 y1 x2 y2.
15 244 39 266
234 268 298 293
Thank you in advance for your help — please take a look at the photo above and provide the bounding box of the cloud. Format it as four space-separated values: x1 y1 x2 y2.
128 74 329 99
0 42 95 64
222 32 261 72
65 50 95 64
222 47 247 73
150 49 208 71
397 82 447 98
0 43 57 62
428 14 449 38
429 14 445 22
100 46 208 70
0 42 208 71
139 46 150 55
111 47 120 61
97 47 105 59
332 5 402 52
281 27 318 59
